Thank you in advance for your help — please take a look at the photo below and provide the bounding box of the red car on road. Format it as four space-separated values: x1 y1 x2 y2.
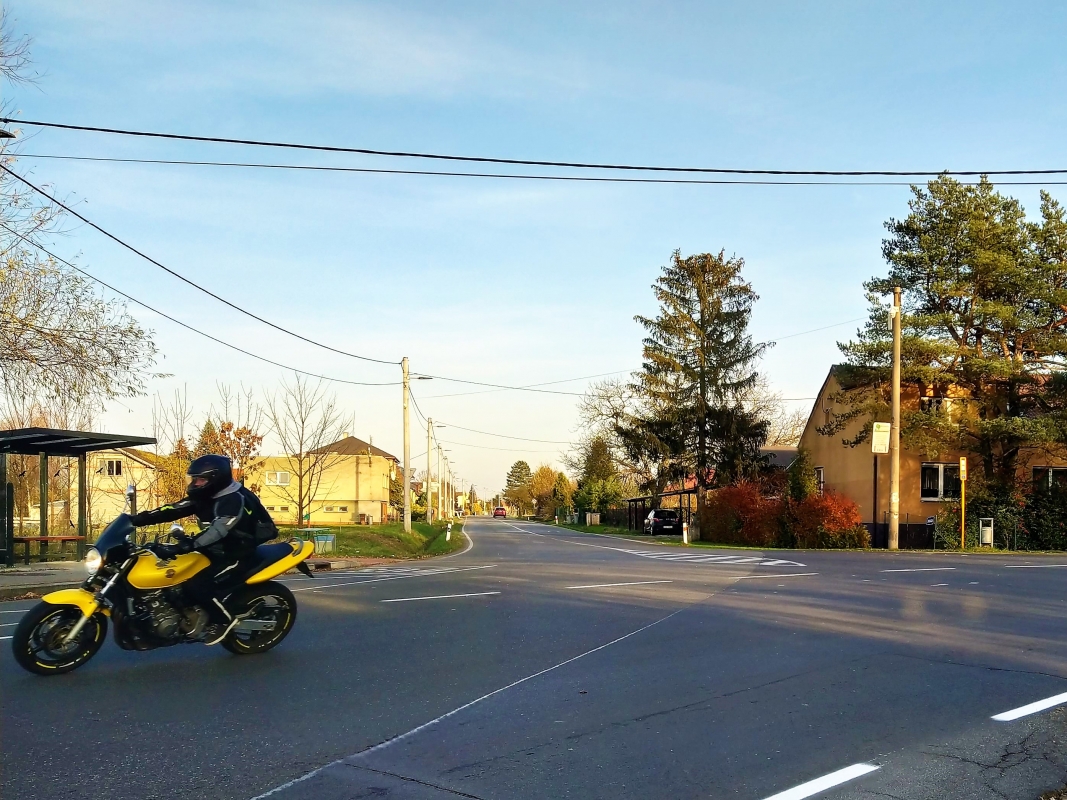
493 507 507 518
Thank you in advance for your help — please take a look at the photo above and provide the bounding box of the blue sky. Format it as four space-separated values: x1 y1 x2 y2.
9 1 1067 495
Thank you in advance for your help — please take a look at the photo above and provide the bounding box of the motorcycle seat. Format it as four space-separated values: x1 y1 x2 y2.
254 542 296 570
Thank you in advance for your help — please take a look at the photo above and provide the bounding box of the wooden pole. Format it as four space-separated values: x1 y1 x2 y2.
39 451 48 561
77 453 87 558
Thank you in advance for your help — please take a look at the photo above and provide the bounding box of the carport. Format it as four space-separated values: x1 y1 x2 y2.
0 427 156 566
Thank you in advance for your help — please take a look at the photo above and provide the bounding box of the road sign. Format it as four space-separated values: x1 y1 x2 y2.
959 456 967 481
871 422 890 454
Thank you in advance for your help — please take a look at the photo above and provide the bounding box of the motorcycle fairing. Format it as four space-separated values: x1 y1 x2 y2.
41 588 110 617
127 551 211 590
246 540 314 584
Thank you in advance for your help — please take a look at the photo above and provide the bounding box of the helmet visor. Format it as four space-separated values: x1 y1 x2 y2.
187 474 211 492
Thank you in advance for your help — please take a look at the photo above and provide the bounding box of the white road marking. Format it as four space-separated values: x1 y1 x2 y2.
498 520 806 567
0 635 10 640
992 691 1067 721
567 580 673 589
735 573 819 580
881 567 956 573
290 564 495 592
249 605 686 799
0 609 28 614
762 763 880 800
0 622 18 627
381 591 500 603
930 583 949 587
1004 564 1067 569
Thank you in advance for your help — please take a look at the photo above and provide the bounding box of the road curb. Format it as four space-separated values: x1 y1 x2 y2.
0 581 81 601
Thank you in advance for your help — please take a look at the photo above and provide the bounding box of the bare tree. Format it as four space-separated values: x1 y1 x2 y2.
740 376 807 447
0 15 157 416
264 375 351 527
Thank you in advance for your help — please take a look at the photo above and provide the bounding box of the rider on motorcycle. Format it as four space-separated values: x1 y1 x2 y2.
130 454 278 645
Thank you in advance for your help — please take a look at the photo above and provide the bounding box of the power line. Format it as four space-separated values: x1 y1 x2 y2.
419 369 629 399
438 438 561 454
0 163 400 366
20 152 1067 187
769 318 866 342
436 421 573 444
7 117 1067 177
413 371 585 396
0 224 399 387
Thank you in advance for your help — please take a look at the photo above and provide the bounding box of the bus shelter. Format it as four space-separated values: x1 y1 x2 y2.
0 427 156 566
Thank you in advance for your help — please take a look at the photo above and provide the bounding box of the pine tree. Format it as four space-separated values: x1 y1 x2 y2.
826 178 1067 488
503 460 533 514
635 250 769 508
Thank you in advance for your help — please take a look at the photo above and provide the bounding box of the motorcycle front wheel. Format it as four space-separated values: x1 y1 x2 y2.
222 581 297 655
12 602 108 675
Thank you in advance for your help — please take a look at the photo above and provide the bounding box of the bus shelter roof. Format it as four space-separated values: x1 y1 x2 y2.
0 427 156 457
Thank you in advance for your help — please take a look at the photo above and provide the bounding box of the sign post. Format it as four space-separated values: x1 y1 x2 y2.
959 456 968 549
871 422 891 455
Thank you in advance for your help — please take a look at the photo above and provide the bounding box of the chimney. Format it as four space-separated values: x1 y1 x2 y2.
342 431 350 439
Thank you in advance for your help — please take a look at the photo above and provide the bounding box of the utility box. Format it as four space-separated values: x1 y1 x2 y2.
979 518 994 547
585 512 600 526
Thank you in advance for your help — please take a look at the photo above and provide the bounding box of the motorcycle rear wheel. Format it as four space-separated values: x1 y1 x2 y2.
12 602 108 676
222 582 297 655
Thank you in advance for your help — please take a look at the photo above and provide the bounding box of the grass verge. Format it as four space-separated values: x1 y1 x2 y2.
277 520 466 559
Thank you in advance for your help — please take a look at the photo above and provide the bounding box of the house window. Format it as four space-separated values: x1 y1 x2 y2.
339 505 348 512
103 459 122 476
324 505 335 512
921 463 961 501
265 471 290 486
919 397 954 415
322 505 349 513
814 467 825 495
279 506 289 512
1033 467 1067 492
265 506 275 512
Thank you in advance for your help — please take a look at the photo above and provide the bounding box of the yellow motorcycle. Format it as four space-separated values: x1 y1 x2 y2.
12 513 314 675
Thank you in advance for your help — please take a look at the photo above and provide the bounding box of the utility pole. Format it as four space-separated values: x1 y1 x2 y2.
889 286 902 551
436 440 443 522
402 357 411 533
426 417 433 524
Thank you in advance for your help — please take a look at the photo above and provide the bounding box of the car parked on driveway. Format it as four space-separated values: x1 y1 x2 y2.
493 507 507 518
644 508 680 534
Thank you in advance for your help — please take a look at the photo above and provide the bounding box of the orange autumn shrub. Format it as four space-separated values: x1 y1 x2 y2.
790 491 870 549
702 482 782 547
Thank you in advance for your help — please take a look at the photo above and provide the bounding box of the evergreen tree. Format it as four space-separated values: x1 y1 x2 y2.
635 250 769 509
503 460 533 514
825 177 1067 488
552 471 573 511
580 436 617 486
193 420 221 458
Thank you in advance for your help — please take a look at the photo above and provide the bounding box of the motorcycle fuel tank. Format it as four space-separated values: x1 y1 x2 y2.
127 551 211 590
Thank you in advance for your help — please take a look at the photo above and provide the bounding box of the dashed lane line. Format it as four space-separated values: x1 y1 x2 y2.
761 763 880 800
567 580 673 589
290 564 496 592
381 592 500 603
992 691 1067 721
734 573 819 580
881 567 956 573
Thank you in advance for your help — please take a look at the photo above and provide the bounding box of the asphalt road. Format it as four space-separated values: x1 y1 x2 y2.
5 518 1067 800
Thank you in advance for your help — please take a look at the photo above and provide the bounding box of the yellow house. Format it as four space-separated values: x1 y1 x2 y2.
71 448 165 526
799 366 1067 546
252 436 399 526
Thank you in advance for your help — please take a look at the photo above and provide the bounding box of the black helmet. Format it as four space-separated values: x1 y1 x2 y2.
186 454 233 500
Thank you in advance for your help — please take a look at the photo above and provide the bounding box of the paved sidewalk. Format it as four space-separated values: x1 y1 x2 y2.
0 561 85 599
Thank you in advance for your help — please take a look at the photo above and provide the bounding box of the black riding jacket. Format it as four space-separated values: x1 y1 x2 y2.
130 483 277 558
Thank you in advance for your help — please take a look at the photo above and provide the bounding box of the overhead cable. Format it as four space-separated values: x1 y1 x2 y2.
19 152 1067 186
436 422 573 444
0 225 399 387
6 117 1067 177
0 163 400 366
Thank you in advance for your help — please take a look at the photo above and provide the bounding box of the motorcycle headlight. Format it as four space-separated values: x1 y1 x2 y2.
85 547 102 576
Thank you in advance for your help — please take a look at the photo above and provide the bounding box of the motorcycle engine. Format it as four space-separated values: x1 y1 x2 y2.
143 593 184 640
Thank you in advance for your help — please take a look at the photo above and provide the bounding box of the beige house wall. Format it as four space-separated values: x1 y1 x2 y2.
252 453 395 526
800 371 1067 526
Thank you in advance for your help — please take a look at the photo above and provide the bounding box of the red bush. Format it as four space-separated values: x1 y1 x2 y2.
790 491 870 548
702 482 782 547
